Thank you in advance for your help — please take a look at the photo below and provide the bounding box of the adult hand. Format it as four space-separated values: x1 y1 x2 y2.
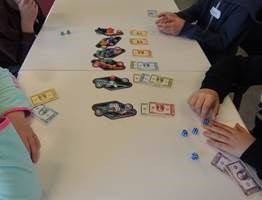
6 111 41 163
16 0 38 33
155 12 185 35
188 88 220 120
203 120 256 157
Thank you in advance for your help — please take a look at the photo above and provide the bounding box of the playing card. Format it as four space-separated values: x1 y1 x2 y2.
149 102 175 116
130 30 148 37
32 104 58 124
226 161 262 196
148 10 158 17
141 103 150 115
130 61 159 71
211 152 233 176
30 88 59 107
132 49 152 57
129 38 148 45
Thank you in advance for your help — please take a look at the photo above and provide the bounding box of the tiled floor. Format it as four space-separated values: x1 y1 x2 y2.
174 0 262 130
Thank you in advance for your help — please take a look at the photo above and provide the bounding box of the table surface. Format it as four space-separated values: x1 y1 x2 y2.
19 0 262 199
19 71 262 200
22 0 209 71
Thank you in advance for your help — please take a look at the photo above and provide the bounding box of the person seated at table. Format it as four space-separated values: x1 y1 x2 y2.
0 0 45 77
241 8 262 55
155 0 258 64
188 55 262 179
0 67 41 199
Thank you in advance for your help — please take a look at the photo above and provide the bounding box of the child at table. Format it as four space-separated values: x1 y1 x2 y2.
155 0 259 64
0 67 41 199
0 0 45 77
188 55 262 179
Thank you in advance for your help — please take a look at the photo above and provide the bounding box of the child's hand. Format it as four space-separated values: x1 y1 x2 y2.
6 111 41 163
155 12 185 35
17 0 38 33
203 121 256 157
188 89 220 120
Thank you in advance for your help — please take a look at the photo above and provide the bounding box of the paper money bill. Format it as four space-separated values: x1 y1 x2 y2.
139 73 151 84
130 30 148 37
149 102 175 116
130 61 159 71
132 49 152 57
226 161 262 196
32 104 58 124
30 88 58 106
133 74 141 83
150 74 173 88
148 10 158 17
211 152 233 176
129 38 148 45
141 103 150 115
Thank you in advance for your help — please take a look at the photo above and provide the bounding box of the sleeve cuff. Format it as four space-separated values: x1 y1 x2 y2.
3 107 32 117
22 33 36 45
241 140 262 179
178 21 196 39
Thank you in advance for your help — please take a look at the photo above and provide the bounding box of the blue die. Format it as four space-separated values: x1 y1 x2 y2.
180 129 188 137
191 152 199 160
192 128 199 135
202 119 209 125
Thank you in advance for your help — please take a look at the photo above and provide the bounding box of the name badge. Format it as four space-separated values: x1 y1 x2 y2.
210 7 221 19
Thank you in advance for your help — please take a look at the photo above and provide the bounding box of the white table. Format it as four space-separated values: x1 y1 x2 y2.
22 0 209 71
19 71 262 200
19 0 262 199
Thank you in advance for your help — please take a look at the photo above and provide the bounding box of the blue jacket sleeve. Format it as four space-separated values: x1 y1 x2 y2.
0 117 41 199
179 7 251 50
0 67 31 116
175 0 205 23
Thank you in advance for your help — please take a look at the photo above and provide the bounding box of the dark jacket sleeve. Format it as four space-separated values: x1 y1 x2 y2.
179 7 251 50
200 55 262 179
0 2 44 65
0 31 35 65
241 140 262 180
175 0 205 23
201 55 262 102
